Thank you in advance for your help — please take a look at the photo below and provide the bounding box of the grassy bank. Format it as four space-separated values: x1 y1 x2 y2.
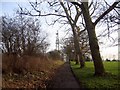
2 54 64 88
70 61 120 89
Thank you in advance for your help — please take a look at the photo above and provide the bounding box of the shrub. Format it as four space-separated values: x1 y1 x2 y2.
85 57 91 61
2 53 17 74
112 59 116 61
2 53 51 74
47 50 61 60
106 59 111 62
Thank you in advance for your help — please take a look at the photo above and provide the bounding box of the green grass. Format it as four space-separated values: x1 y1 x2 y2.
70 61 120 89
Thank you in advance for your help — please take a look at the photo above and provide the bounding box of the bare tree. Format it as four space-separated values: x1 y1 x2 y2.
68 0 120 76
17 0 120 75
17 0 86 68
61 31 90 63
1 15 49 56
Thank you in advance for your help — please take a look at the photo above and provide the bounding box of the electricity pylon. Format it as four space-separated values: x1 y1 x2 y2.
56 30 59 51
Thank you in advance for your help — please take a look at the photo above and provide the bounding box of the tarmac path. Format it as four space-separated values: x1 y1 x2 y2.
47 62 81 88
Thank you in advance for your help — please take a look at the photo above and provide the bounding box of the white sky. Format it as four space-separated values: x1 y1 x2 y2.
0 0 119 60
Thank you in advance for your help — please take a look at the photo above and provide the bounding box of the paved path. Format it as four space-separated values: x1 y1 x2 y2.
47 62 80 88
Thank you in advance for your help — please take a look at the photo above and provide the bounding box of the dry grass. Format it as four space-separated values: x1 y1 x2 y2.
2 54 64 88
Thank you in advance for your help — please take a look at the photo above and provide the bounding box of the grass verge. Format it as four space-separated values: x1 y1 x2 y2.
70 61 120 89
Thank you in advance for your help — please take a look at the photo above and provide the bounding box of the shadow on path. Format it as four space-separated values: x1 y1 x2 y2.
47 62 81 88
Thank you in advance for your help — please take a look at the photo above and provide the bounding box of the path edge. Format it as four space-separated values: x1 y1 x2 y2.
69 61 85 89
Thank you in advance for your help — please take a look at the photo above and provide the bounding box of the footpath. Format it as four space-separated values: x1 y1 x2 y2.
47 62 81 88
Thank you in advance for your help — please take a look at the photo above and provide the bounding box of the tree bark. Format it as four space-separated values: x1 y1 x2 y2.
81 2 105 75
72 27 85 68
75 53 79 64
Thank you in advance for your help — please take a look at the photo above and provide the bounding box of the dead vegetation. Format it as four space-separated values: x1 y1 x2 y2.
2 53 64 88
1 14 64 88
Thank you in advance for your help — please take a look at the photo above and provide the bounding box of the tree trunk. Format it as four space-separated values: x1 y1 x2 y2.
81 2 105 75
60 1 85 68
75 53 79 64
72 28 85 68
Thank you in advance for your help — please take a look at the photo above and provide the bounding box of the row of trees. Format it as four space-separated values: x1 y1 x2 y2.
1 15 49 56
69 0 119 75
61 31 90 64
6 0 119 76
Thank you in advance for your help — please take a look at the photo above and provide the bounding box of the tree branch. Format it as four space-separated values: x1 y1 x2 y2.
94 1 120 25
20 12 67 17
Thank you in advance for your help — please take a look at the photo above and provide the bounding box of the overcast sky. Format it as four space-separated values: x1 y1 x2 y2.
0 0 119 60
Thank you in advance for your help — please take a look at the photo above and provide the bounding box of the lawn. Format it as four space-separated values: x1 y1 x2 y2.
70 61 120 89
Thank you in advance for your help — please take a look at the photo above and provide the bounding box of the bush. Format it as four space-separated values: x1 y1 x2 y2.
112 59 117 61
85 57 91 61
2 53 17 74
2 53 51 74
106 59 111 62
47 50 61 60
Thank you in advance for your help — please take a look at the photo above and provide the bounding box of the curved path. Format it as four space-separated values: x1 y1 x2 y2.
47 62 81 88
